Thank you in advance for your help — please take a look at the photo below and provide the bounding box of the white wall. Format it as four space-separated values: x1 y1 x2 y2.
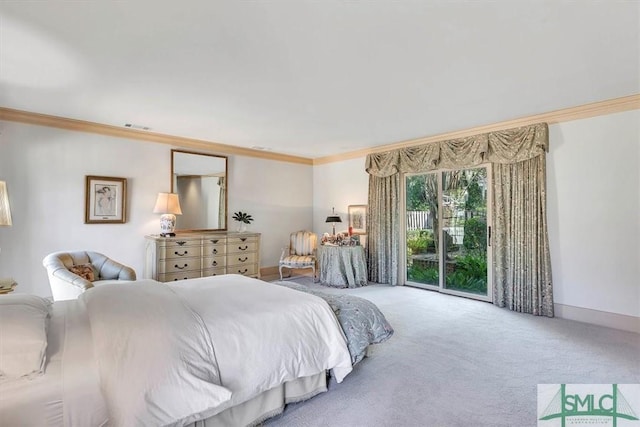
312 111 640 319
0 121 313 296
547 110 639 318
228 155 314 267
312 157 369 236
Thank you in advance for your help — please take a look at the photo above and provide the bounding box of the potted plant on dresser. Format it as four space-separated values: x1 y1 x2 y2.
232 211 254 232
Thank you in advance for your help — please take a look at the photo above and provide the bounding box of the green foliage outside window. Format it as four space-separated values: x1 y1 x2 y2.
406 229 434 255
407 252 486 293
462 218 487 253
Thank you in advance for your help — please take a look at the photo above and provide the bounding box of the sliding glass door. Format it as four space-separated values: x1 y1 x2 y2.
404 166 491 301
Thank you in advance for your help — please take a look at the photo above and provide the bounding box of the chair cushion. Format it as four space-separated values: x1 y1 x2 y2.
68 263 96 282
280 255 316 269
290 231 317 256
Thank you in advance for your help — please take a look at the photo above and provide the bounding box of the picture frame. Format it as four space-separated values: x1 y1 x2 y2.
348 204 367 234
85 176 127 224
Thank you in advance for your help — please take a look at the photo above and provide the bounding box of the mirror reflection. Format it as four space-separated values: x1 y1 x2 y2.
171 150 228 231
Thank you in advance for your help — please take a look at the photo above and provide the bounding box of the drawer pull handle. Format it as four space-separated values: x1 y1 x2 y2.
238 268 248 274
174 264 188 270
210 239 219 244
238 257 248 262
240 238 247 242
212 249 217 254
176 241 187 246
211 260 217 266
238 245 248 251
175 251 188 256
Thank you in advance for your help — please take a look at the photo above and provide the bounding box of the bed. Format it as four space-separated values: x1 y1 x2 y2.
0 274 393 427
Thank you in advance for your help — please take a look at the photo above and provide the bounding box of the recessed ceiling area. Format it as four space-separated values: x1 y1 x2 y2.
0 1 638 158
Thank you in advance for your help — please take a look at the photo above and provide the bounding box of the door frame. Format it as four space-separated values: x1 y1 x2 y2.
401 165 493 303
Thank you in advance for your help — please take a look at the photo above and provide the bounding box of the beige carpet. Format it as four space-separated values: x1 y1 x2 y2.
264 277 640 427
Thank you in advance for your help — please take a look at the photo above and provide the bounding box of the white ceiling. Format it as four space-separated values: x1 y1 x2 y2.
1 1 638 158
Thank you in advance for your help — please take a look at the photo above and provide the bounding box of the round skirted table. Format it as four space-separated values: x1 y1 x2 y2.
317 245 367 288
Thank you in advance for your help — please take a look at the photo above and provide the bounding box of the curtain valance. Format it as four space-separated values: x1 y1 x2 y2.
365 123 548 177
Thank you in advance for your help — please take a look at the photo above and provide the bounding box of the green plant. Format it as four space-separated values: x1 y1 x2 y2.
232 211 254 224
446 253 487 293
462 218 487 253
445 272 486 293
407 264 439 285
406 230 434 255
457 252 487 276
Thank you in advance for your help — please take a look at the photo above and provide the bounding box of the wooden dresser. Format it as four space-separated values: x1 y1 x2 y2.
144 232 261 282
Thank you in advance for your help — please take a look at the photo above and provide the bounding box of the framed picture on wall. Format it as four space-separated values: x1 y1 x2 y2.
348 204 367 234
85 176 127 224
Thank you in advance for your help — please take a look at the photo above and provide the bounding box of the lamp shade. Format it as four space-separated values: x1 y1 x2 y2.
324 207 342 224
325 207 342 235
325 215 342 223
0 181 12 227
153 193 182 215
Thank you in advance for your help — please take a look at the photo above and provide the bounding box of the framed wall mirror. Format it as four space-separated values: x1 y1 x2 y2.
171 149 228 231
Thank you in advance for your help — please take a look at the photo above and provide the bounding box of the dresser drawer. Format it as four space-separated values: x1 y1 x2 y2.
202 243 226 257
203 237 226 248
160 257 202 273
158 270 202 282
227 252 257 267
202 256 226 269
159 241 202 260
227 264 257 277
227 238 258 254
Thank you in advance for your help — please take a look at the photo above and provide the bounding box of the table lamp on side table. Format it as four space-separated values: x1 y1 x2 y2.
325 207 342 236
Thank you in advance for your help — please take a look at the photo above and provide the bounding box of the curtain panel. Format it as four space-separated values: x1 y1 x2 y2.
493 157 554 316
365 122 554 316
366 174 400 286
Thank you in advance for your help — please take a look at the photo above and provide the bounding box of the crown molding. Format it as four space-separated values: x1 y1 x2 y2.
0 107 313 165
312 93 640 165
1 93 637 166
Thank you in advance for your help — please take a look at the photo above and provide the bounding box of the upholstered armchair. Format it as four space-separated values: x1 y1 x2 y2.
279 230 318 281
42 251 137 301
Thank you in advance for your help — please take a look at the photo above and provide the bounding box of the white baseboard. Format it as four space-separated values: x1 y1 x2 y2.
554 303 640 334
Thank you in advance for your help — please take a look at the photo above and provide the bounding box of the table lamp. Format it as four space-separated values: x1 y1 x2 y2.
153 192 182 237
325 207 342 236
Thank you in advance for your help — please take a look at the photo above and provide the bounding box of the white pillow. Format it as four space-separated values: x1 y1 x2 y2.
0 294 51 381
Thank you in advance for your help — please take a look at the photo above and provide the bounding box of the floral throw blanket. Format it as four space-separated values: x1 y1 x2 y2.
274 281 394 364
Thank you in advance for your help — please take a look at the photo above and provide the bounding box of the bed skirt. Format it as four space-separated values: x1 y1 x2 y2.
190 372 327 427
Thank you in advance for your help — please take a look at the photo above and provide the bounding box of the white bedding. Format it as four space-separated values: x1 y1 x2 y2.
168 275 353 415
1 274 353 426
0 300 108 427
81 280 233 427
82 275 351 426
